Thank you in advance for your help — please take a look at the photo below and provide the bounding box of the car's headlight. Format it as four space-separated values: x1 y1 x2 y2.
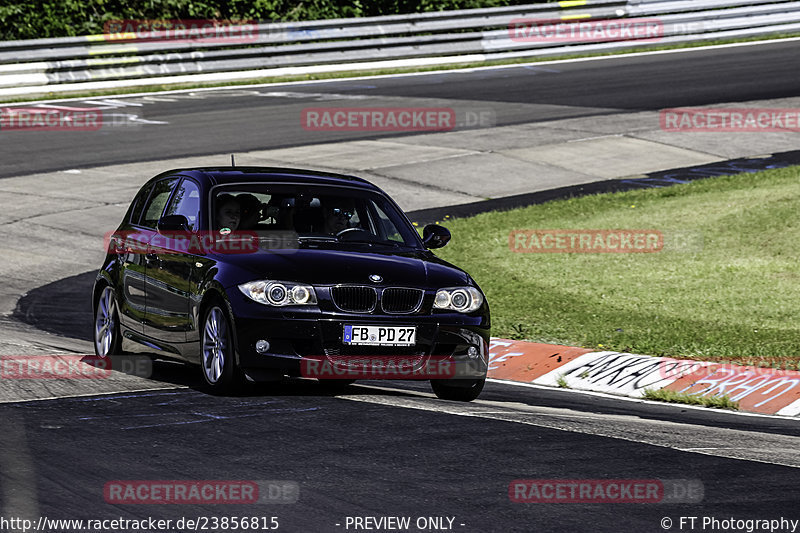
238 280 317 306
433 287 483 313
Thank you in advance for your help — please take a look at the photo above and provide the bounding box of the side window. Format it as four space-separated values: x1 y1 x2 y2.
140 178 179 229
164 179 201 230
129 182 155 225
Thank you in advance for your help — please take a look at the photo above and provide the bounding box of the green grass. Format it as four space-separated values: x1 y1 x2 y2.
431 165 800 362
642 388 739 410
2 33 798 104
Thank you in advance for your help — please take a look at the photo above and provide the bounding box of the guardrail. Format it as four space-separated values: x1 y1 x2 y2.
0 0 798 98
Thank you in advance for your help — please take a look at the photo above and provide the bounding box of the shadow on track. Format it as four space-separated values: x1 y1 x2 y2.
12 273 415 398
14 270 94 342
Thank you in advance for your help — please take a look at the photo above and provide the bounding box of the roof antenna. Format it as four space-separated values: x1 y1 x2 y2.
230 154 236 167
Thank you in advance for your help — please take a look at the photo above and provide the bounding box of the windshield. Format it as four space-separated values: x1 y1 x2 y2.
210 184 421 248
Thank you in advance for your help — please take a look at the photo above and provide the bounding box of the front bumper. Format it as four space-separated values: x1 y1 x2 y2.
229 293 489 380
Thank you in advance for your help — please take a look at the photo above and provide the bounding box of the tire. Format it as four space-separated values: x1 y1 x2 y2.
94 285 122 358
430 378 485 402
200 303 244 393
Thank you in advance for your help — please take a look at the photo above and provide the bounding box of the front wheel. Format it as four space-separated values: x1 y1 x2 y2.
201 304 243 393
94 285 122 358
430 378 485 402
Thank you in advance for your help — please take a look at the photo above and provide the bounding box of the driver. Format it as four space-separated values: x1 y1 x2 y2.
237 193 262 230
322 198 356 235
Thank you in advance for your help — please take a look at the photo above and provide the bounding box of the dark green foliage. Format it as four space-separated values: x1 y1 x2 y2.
0 0 539 40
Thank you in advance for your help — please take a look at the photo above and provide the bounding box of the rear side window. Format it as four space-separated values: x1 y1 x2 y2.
129 182 154 225
140 178 179 229
164 179 201 230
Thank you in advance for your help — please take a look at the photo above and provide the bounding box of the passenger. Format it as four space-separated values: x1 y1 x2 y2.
322 199 356 235
237 193 261 229
215 194 240 231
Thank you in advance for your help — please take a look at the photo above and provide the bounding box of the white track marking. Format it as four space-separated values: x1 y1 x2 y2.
338 386 800 468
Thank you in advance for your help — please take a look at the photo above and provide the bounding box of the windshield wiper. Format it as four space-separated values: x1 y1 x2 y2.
298 235 407 248
342 239 403 247
297 236 337 243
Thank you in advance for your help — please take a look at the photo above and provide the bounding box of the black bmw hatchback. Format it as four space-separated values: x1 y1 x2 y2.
93 167 490 401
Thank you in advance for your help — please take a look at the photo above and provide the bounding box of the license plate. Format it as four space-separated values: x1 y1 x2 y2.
343 325 416 346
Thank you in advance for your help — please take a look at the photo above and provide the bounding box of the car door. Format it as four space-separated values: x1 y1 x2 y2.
114 180 159 336
143 177 199 347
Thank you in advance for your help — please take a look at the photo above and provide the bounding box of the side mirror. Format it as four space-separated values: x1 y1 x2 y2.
157 214 190 233
422 224 451 249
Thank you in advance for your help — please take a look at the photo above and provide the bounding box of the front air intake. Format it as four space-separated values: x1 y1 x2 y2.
381 288 423 314
330 285 377 313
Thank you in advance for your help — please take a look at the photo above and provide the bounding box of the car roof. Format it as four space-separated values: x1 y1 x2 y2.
158 167 381 192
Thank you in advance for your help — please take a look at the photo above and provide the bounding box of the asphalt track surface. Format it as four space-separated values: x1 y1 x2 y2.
2 42 800 532
3 381 800 533
2 40 800 179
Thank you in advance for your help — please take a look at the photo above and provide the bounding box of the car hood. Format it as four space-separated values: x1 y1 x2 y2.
217 248 472 288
